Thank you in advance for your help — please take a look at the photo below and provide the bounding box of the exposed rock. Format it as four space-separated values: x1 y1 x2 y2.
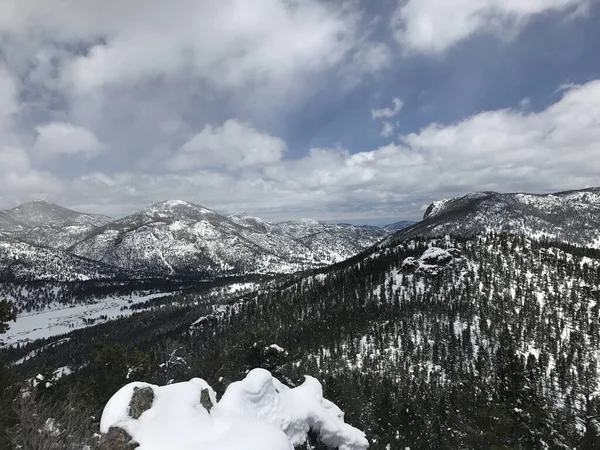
129 386 154 419
447 247 463 258
200 388 213 412
401 257 419 272
420 247 453 265
99 427 139 450
401 247 462 275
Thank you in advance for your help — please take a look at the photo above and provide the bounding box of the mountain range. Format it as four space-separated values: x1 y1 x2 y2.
9 186 600 449
0 200 411 280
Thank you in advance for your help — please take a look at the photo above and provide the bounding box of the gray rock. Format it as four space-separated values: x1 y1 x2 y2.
99 427 139 450
200 388 213 412
129 386 155 419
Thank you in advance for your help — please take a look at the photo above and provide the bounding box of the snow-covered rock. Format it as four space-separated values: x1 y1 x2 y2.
401 247 461 275
100 369 369 450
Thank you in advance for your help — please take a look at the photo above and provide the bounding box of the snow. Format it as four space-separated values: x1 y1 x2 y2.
100 368 369 450
3 291 175 346
420 247 452 262
268 344 286 353
424 198 451 219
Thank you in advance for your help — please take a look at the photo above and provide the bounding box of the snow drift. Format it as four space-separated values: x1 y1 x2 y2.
100 368 369 450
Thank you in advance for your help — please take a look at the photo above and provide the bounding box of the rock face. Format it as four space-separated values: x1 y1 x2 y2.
200 388 213 412
99 386 155 449
129 386 155 419
401 247 462 275
99 427 138 450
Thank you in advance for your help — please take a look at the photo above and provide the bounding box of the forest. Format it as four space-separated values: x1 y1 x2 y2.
1 233 600 449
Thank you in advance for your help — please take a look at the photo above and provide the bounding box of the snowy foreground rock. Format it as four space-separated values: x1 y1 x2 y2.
100 368 369 450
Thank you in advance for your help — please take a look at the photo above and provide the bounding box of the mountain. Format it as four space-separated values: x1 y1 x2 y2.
387 188 600 247
0 236 126 282
0 201 113 250
16 223 600 448
0 211 25 232
6 200 111 228
66 201 389 276
7 187 600 448
0 200 388 279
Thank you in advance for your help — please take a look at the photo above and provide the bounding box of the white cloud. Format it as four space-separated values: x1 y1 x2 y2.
56 79 600 220
0 146 62 202
380 122 395 138
33 122 105 159
392 0 590 54
372 97 404 120
169 119 286 171
345 41 392 82
0 62 19 133
0 0 362 95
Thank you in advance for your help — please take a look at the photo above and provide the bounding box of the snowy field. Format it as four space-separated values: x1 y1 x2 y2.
3 291 176 346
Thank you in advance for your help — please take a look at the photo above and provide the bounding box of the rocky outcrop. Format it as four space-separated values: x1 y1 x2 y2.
99 386 155 449
99 427 138 450
129 386 155 419
401 247 463 275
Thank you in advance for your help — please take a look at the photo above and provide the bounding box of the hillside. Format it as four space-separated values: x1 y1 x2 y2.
10 231 600 448
389 188 600 247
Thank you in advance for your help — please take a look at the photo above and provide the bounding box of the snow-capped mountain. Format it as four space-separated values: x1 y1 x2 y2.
67 200 389 276
0 201 113 250
6 200 111 228
388 188 600 247
0 200 389 279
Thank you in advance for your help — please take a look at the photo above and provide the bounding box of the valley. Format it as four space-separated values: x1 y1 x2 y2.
2 188 600 449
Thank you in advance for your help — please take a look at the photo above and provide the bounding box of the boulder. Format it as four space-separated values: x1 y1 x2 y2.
99 427 138 450
129 386 155 419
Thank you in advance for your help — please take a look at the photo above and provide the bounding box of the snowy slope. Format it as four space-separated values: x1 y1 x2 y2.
68 201 388 276
0 237 126 281
0 200 387 278
0 201 112 250
6 200 111 228
388 188 600 247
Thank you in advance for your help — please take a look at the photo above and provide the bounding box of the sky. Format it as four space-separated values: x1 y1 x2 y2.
1 0 600 223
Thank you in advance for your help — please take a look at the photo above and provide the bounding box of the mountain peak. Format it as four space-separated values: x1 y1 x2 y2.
399 187 600 247
139 200 217 222
6 200 111 228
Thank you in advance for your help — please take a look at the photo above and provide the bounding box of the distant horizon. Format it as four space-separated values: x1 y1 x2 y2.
0 198 420 226
5 183 600 225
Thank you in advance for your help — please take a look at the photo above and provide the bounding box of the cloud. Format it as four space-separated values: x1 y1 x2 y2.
392 0 590 54
0 146 62 203
169 119 286 171
372 97 404 120
0 0 362 95
1 1 599 221
380 122 395 138
55 79 600 220
0 62 19 134
33 122 105 159
343 41 392 85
